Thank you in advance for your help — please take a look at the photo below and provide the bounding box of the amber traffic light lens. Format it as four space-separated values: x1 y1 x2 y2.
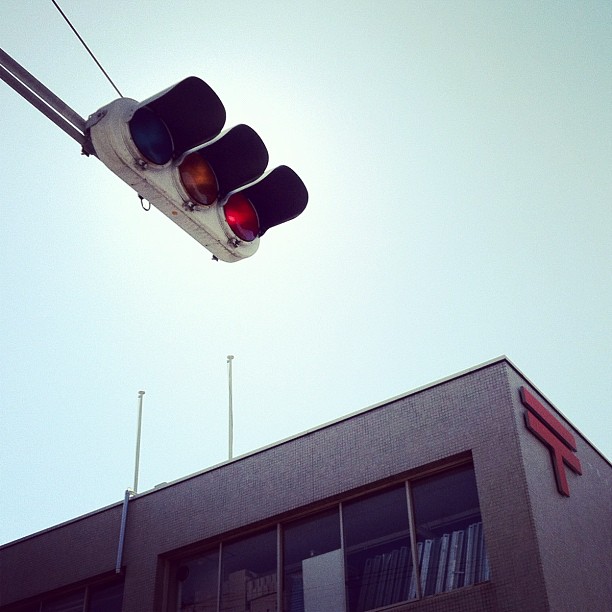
224 193 259 242
178 153 219 205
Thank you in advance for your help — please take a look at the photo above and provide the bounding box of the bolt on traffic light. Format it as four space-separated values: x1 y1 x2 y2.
85 77 307 262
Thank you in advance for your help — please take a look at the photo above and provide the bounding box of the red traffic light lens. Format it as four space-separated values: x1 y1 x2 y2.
224 194 259 242
178 153 219 205
129 107 173 165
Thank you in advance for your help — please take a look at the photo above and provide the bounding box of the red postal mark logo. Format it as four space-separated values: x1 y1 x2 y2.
520 386 582 496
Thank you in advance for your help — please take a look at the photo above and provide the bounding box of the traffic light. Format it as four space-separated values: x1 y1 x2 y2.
85 77 308 262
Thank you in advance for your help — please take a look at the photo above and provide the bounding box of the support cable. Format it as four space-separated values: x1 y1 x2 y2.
51 0 123 98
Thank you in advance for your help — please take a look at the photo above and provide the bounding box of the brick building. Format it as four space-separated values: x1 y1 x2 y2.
1 357 610 612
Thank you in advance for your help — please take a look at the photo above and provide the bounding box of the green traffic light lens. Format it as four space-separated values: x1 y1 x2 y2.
224 194 259 242
129 107 173 165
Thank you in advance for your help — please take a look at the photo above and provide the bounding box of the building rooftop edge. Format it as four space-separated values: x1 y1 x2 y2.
136 356 516 492
3 355 608 550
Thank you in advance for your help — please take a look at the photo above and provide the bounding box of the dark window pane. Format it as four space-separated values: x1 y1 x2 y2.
283 508 342 612
42 590 84 612
411 464 489 597
177 549 219 612
343 485 412 611
221 529 277 612
88 582 124 612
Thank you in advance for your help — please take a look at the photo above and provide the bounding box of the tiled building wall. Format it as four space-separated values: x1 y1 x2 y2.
1 359 610 612
391 582 497 612
0 502 122 605
116 360 544 612
507 368 612 612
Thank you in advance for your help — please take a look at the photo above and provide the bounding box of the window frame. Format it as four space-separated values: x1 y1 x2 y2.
2 578 124 612
167 455 489 612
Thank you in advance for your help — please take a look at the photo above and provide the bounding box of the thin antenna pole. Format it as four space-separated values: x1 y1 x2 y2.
227 356 234 460
133 390 145 493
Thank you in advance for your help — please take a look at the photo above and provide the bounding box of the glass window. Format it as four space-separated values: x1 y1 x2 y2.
88 582 124 612
41 591 84 612
176 550 219 612
220 528 277 612
411 464 489 597
283 508 342 612
170 462 489 611
9 582 123 612
343 485 413 611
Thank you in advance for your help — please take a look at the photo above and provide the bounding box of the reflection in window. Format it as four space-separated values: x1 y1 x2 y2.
220 528 277 612
177 550 219 612
41 590 85 612
283 508 342 612
170 462 490 611
411 464 490 597
10 582 123 612
88 582 124 612
343 485 413 611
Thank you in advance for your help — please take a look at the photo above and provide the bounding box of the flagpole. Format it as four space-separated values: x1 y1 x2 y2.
227 355 234 460
133 390 145 493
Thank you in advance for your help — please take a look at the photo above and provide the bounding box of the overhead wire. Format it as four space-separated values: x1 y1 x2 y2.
51 0 123 98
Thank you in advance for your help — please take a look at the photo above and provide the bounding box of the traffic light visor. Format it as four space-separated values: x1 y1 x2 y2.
242 166 308 236
138 77 226 158
179 125 269 202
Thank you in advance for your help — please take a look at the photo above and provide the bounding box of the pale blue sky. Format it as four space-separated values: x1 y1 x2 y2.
1 0 610 545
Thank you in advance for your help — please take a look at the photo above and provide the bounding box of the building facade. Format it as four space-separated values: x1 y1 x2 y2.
1 358 610 612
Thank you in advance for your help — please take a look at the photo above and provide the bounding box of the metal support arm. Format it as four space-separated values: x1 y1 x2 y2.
0 47 91 152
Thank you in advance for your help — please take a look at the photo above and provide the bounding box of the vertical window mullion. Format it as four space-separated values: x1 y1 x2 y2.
338 501 347 611
216 542 222 612
276 523 282 612
405 480 422 600
83 585 90 612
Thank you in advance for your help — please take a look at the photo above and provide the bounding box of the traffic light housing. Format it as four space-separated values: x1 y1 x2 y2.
85 77 307 262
